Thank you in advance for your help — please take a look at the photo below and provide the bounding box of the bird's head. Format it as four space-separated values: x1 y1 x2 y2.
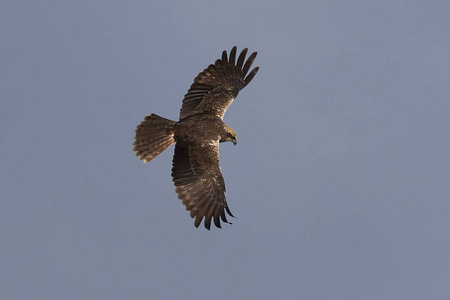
221 127 237 145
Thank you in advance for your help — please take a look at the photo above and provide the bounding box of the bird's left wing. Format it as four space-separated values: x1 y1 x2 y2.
171 142 234 230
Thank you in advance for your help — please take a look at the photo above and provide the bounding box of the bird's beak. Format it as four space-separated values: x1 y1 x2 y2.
232 139 237 146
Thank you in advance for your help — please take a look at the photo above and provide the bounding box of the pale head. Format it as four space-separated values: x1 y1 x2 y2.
220 126 237 145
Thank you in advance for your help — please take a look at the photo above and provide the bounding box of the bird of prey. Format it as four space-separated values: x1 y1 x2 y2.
133 46 259 230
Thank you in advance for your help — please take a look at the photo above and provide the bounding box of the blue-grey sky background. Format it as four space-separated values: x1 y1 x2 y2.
1 1 450 299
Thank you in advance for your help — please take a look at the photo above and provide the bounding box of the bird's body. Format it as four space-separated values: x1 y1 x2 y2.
133 47 259 230
174 114 236 145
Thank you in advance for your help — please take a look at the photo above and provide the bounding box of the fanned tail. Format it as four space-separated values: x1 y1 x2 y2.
133 114 176 163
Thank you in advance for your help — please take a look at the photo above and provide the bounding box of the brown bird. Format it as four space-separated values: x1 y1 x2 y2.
133 46 259 230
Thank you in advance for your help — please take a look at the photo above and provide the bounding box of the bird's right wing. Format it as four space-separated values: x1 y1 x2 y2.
179 46 259 120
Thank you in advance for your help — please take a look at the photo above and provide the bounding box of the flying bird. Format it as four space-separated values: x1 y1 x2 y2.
133 46 259 230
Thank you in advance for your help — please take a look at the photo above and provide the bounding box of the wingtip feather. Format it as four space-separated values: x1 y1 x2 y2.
222 50 228 63
244 67 259 86
236 48 248 69
242 52 258 77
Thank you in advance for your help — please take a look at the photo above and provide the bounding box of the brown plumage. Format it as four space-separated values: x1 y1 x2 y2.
133 46 259 230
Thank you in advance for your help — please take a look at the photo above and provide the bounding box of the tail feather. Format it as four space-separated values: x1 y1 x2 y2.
133 114 176 163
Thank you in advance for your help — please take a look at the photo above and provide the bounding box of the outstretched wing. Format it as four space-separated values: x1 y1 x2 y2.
171 142 234 230
179 46 259 120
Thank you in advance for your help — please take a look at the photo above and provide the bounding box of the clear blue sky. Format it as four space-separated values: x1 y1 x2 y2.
1 0 450 299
